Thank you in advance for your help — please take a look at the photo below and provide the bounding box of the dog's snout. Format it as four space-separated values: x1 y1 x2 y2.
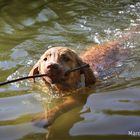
47 63 59 70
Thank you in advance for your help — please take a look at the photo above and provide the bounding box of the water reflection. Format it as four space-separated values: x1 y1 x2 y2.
70 88 140 135
0 122 46 140
0 94 43 121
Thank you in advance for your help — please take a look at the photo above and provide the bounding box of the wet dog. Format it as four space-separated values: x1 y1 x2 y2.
29 40 128 92
29 28 137 125
29 47 95 91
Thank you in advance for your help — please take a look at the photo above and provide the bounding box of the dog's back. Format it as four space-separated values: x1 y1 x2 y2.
81 40 129 78
81 25 140 79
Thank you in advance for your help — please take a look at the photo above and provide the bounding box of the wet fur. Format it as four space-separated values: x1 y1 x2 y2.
29 29 136 126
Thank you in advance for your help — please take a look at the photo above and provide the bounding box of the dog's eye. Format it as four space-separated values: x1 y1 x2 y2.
43 57 47 61
62 55 71 62
48 53 51 57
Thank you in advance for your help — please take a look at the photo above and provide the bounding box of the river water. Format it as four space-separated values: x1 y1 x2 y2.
0 0 140 140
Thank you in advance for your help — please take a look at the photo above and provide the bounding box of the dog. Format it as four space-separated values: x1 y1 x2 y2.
29 28 137 126
29 41 127 91
29 41 128 125
29 46 96 91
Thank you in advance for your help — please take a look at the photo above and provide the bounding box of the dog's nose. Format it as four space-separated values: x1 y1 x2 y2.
47 63 59 70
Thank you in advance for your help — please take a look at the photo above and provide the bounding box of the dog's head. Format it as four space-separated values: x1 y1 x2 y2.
29 47 96 91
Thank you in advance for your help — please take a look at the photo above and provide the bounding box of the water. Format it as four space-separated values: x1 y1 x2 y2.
0 0 140 140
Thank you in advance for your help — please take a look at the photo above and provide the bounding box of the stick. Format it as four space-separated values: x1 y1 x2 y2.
0 64 89 86
0 74 48 86
64 64 89 76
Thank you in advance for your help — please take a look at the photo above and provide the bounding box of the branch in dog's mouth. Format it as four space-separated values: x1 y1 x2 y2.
64 64 89 76
0 64 90 86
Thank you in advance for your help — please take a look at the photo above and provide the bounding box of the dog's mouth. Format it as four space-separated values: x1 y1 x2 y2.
42 70 67 84
43 76 56 84
42 72 58 84
41 64 82 85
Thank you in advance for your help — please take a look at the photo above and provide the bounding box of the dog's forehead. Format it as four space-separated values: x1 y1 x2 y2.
47 47 58 54
45 47 73 55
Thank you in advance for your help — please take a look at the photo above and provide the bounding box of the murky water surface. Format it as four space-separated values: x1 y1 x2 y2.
0 0 140 140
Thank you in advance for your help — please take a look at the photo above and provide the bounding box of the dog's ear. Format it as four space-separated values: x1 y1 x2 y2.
76 56 96 86
28 60 40 82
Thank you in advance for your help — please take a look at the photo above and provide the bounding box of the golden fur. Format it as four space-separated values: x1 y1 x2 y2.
29 41 127 92
29 47 96 92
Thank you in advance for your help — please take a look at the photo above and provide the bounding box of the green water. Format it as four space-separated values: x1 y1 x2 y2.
0 0 140 140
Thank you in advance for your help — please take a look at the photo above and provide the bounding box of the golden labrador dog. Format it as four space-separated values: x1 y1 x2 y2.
29 47 96 92
29 41 127 92
29 28 137 126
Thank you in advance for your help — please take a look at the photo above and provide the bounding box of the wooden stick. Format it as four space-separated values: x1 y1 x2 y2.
0 74 48 86
0 64 89 86
64 64 89 76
